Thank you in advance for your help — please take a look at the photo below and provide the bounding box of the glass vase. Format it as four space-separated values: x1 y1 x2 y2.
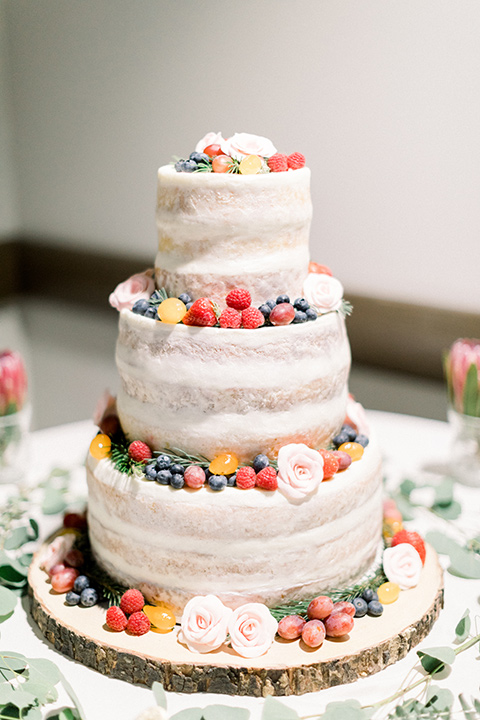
0 405 31 484
448 408 480 487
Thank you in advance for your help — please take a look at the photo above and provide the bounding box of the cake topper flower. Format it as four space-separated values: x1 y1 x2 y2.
277 443 324 502
303 273 344 314
0 350 28 416
383 543 423 590
109 269 155 312
444 338 480 417
220 133 277 161
195 131 224 153
179 594 232 654
228 602 278 658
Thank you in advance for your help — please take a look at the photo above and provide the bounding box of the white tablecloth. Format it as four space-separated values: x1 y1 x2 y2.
2 411 479 719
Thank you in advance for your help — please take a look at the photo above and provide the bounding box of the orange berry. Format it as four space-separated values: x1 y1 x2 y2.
338 441 364 462
143 604 176 633
89 434 111 460
239 154 263 175
377 581 400 604
209 453 239 476
157 297 187 324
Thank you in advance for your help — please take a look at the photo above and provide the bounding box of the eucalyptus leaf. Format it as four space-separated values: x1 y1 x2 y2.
45 709 81 720
0 704 21 718
57 670 86 720
0 684 34 710
432 501 462 520
322 700 370 719
20 679 58 705
169 709 204 720
417 646 456 674
433 478 454 507
41 488 67 516
399 478 416 498
0 587 17 617
22 706 43 720
458 694 476 720
0 563 27 589
424 531 460 556
152 681 167 709
392 496 415 521
448 546 480 579
17 553 33 568
0 653 28 672
474 699 480 713
28 519 39 541
203 706 250 720
261 697 300 719
455 610 471 642
425 685 454 711
3 527 30 551
26 659 61 687
0 611 14 624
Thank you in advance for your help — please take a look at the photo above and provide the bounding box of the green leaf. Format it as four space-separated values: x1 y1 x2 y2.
17 553 33 568
455 610 471 642
399 479 416 498
432 501 462 520
3 527 30 551
424 531 460 556
57 670 86 720
0 683 33 710
152 681 167 709
417 646 456 674
322 700 370 719
425 685 454 711
433 478 454 507
463 363 479 416
261 697 300 720
0 611 15 624
20 679 58 705
26 658 61 687
458 694 477 720
0 588 17 617
28 519 39 542
22 706 42 720
393 495 415 521
47 710 82 720
0 704 21 718
448 546 480 579
203 706 250 720
169 710 204 720
41 488 67 516
0 563 27 589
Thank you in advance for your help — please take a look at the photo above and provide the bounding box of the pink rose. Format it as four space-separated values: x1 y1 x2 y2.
39 533 77 573
179 595 231 654
277 443 324 502
228 603 278 658
303 273 344 313
383 544 422 590
345 395 370 436
109 269 154 312
195 131 224 153
220 133 277 161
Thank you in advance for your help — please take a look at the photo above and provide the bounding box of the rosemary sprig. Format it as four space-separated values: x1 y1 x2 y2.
156 446 210 469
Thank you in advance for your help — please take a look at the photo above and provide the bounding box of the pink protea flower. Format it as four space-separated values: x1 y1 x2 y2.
0 351 28 416
445 339 480 416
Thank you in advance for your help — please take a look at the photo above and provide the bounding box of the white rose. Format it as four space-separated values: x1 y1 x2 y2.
345 395 370 436
228 603 278 658
383 544 423 590
108 269 155 312
303 273 344 313
277 443 324 502
178 595 231 654
221 132 277 160
195 131 224 153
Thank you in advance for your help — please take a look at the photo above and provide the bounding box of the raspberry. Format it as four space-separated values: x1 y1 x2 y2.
241 307 265 329
308 261 333 276
236 466 256 489
319 449 340 480
183 298 217 326
106 606 128 631
391 530 426 565
219 307 242 329
126 610 151 636
255 466 278 490
267 153 288 172
287 152 306 170
184 465 206 489
120 588 145 615
128 440 152 464
226 288 251 311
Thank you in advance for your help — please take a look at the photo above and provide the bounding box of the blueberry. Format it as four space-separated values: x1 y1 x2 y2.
266 299 276 310
293 298 310 312
155 454 172 470
361 588 378 603
352 597 368 618
156 469 172 485
252 454 269 473
293 310 307 323
132 299 150 315
145 463 158 480
208 475 227 491
144 306 158 319
204 468 213 480
170 464 185 476
332 431 350 448
226 473 237 487
258 304 271 318
356 434 369 448
306 307 318 321
73 575 90 593
174 160 184 172
342 425 357 442
80 588 98 607
170 473 185 489
178 292 192 305
186 301 194 310
180 159 197 173
189 151 210 165
367 600 383 617
65 591 80 606
276 294 290 305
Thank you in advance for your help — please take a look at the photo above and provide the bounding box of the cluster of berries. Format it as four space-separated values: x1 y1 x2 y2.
277 596 356 648
174 143 305 175
105 589 151 635
183 288 266 329
332 424 369 450
258 295 318 326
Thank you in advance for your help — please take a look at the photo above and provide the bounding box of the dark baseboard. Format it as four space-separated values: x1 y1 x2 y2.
1 237 478 381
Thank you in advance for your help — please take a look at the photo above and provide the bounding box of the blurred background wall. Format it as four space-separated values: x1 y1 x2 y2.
1 0 479 427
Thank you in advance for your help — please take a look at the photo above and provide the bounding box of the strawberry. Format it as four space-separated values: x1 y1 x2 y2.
287 152 306 170
391 530 426 565
106 606 128 631
241 307 265 329
226 287 251 311
236 466 256 489
319 449 340 479
267 153 288 172
128 440 152 464
308 261 333 276
256 466 278 490
183 298 217 326
219 307 242 329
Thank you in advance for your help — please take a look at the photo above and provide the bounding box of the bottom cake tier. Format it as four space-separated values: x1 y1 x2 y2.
86 436 383 614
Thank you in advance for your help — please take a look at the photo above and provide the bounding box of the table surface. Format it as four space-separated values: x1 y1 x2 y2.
2 410 479 720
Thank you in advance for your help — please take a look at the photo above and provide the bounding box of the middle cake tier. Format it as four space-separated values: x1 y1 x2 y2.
115 308 351 462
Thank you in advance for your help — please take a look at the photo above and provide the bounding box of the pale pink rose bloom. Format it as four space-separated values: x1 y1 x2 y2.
93 390 117 427
0 350 28 415
39 533 77 573
108 269 155 312
277 443 324 502
220 133 277 161
179 595 231 654
383 544 422 590
195 131 224 153
303 273 344 314
447 338 480 413
228 603 278 658
345 394 370 436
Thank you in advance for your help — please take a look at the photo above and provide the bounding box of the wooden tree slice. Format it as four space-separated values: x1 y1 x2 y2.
28 544 443 697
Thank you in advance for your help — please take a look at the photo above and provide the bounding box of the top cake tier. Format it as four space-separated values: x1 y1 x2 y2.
155 165 312 306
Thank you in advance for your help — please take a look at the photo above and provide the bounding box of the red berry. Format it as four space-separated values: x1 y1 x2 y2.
51 568 79 593
287 152 306 170
308 261 333 276
212 155 233 173
332 450 352 471
319 449 340 480
120 588 145 615
267 153 288 172
391 530 426 565
48 562 67 578
64 549 84 568
128 440 152 464
255 466 278 491
277 615 306 640
330 601 356 617
106 606 128 632
184 298 217 327
307 595 333 620
219 307 242 329
301 619 326 648
184 465 206 489
203 143 223 158
63 512 87 530
126 611 151 636
226 287 252 311
269 303 295 326
236 466 256 489
325 612 354 637
241 307 265 329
